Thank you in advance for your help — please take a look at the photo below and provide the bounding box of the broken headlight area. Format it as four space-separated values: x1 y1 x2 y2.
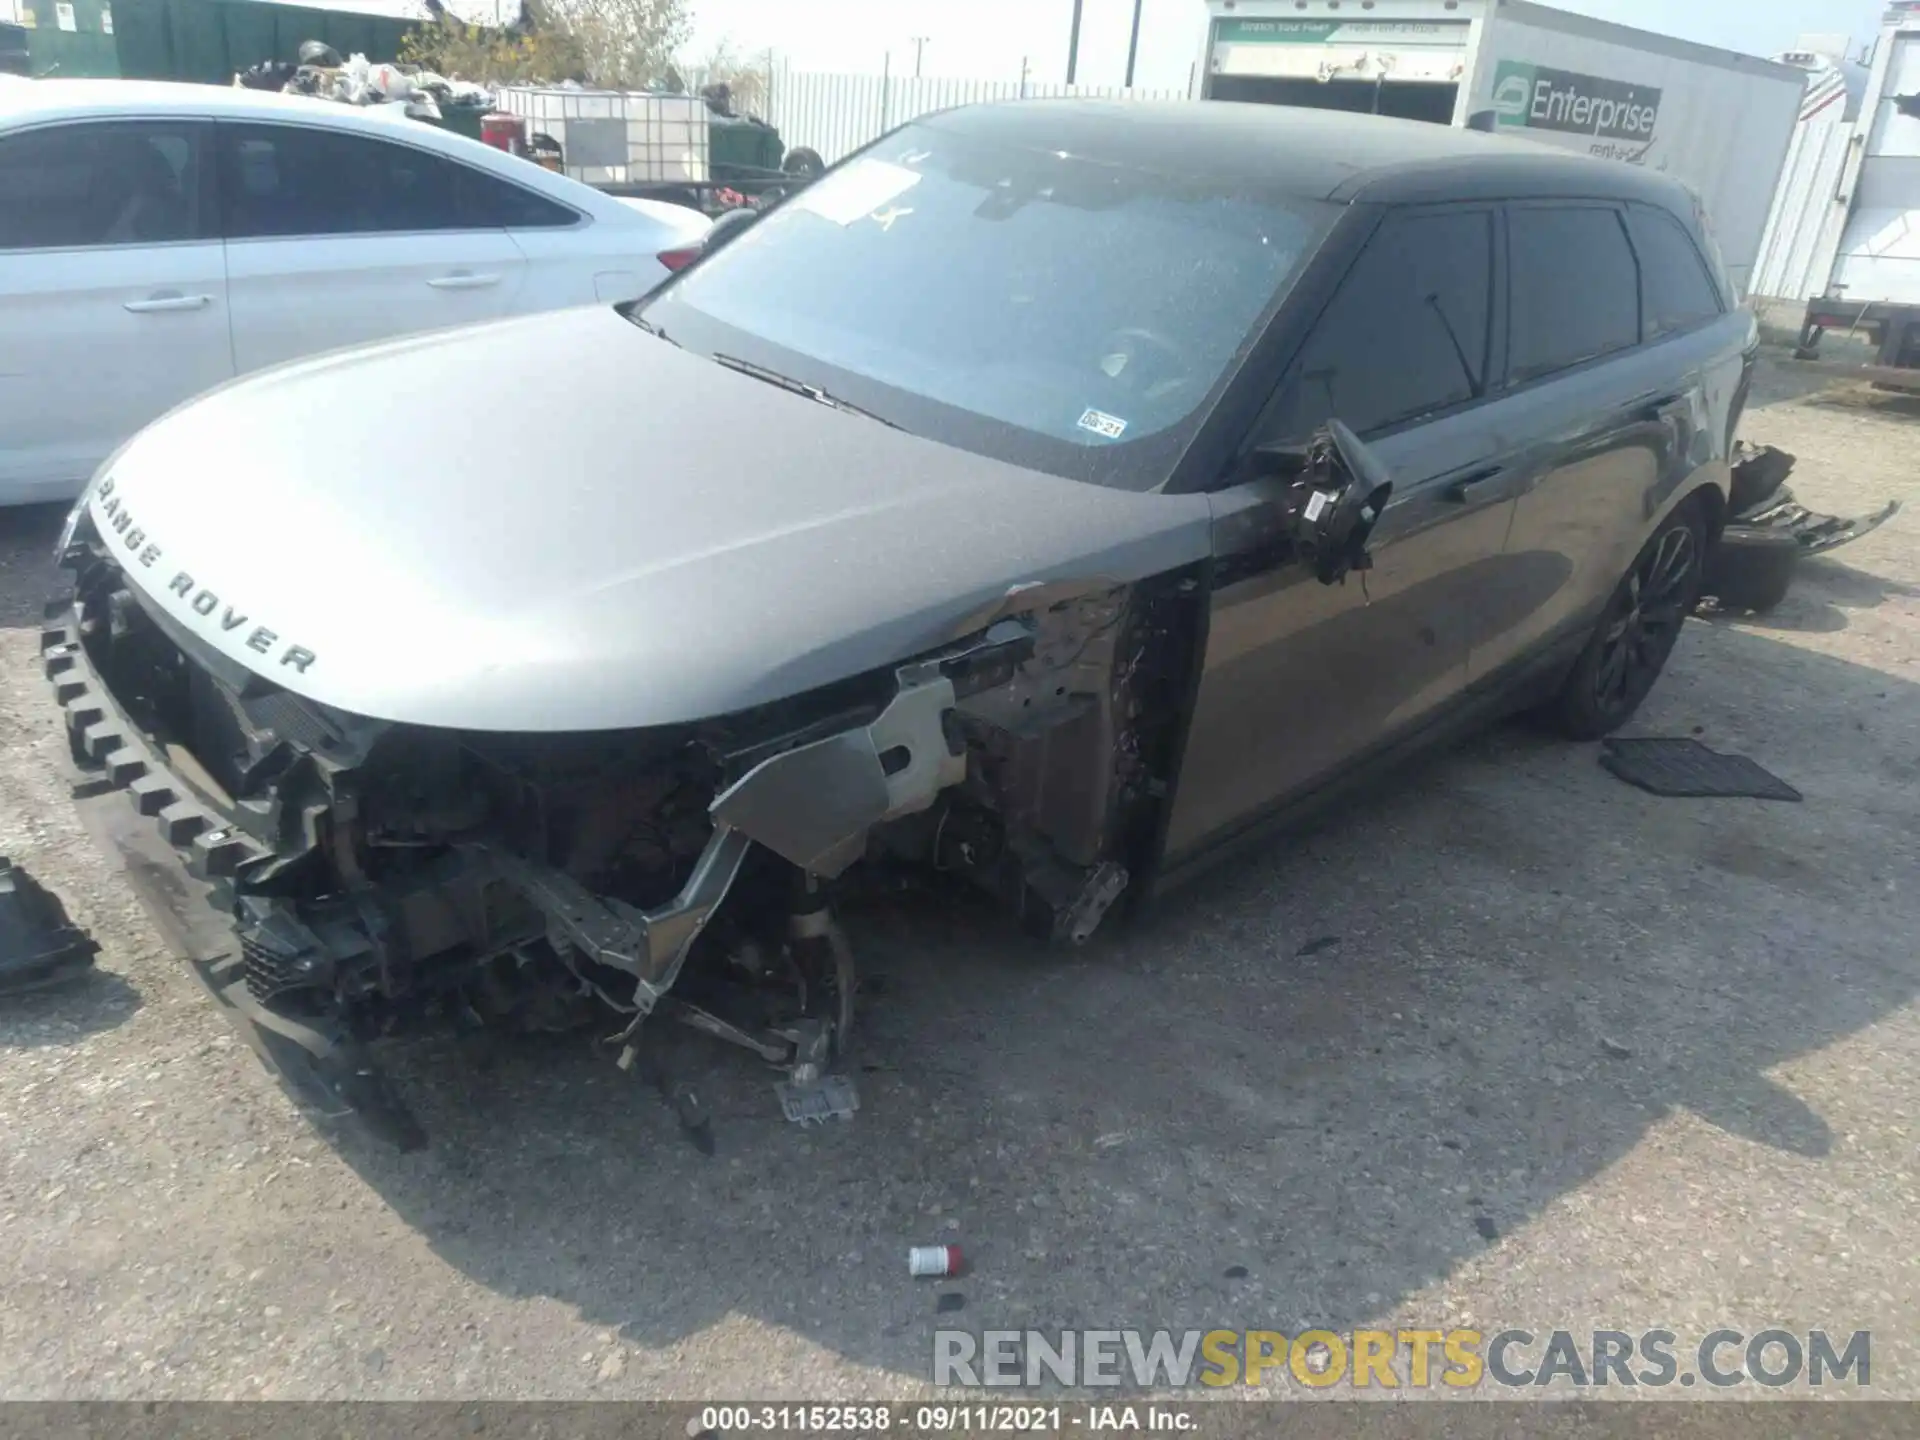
43 521 1201 1150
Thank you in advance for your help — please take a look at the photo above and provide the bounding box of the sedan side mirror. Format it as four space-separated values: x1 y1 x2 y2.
1255 420 1393 586
702 205 759 254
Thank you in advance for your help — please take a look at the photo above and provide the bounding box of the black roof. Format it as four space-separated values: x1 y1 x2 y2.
923 100 1696 212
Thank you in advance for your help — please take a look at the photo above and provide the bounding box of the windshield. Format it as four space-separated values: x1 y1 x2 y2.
638 117 1336 490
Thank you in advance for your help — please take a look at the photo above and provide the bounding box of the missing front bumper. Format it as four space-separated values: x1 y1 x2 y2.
41 588 978 1150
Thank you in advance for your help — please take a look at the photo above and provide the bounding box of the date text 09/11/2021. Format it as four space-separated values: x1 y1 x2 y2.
695 1404 1197 1434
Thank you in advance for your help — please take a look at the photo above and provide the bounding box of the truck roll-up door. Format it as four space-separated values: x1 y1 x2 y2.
1204 15 1473 125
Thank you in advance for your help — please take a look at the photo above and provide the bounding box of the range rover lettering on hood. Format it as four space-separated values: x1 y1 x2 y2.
91 476 317 675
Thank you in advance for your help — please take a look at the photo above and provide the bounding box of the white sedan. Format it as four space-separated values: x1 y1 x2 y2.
0 77 712 505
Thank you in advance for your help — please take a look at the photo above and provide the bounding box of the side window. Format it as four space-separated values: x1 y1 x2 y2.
220 123 499 238
460 166 578 228
0 121 205 250
1264 209 1494 442
1506 205 1640 383
1628 206 1724 338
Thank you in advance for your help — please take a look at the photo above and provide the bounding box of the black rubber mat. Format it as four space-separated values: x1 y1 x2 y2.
1600 738 1802 801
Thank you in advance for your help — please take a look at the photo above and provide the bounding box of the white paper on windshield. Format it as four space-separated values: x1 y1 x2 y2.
794 159 923 227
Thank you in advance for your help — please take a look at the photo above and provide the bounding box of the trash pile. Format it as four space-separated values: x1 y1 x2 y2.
235 41 493 128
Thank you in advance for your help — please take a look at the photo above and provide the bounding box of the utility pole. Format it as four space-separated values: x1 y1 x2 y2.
1066 0 1084 84
1124 0 1144 88
910 35 929 78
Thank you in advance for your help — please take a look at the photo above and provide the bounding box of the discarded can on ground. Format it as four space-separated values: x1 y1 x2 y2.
909 1244 963 1278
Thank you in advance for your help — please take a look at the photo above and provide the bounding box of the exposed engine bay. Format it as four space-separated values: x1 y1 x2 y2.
44 514 1204 1149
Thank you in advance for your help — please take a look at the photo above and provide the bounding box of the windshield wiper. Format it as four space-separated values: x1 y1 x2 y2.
710 352 900 429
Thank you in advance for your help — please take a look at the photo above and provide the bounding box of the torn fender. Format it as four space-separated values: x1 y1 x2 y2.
710 667 967 877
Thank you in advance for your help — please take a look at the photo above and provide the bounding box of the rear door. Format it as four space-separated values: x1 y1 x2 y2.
0 118 231 502
1470 201 1711 683
1165 204 1518 859
216 120 527 374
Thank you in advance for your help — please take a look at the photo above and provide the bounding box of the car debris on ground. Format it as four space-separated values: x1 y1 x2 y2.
1702 442 1901 614
0 855 97 995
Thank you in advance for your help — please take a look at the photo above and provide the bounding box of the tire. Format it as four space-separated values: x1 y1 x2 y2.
782 145 825 179
1547 502 1708 740
1701 528 1797 614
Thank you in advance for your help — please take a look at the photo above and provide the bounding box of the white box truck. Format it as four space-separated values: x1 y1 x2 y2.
1193 0 1806 296
1786 1 1920 387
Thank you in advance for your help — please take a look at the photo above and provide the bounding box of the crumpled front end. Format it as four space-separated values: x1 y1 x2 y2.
45 505 1200 1148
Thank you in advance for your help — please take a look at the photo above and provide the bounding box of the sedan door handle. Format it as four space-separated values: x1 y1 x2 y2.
426 271 502 290
124 292 212 313
1634 391 1688 421
1442 466 1506 504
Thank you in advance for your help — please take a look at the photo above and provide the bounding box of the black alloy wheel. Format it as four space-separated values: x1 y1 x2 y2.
1550 504 1708 739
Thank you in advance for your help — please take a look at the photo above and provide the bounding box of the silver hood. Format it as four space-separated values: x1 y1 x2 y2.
85 305 1214 732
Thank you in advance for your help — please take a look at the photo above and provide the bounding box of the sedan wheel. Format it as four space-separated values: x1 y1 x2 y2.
1550 504 1707 740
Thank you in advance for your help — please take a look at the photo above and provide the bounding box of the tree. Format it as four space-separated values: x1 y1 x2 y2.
402 0 690 89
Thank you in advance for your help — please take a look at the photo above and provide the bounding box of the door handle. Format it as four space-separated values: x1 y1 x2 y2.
426 272 502 290
1633 391 1687 422
1442 466 1506 504
124 292 211 313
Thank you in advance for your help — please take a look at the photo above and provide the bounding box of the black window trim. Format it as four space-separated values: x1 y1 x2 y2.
210 116 586 242
1497 198 1644 393
1241 198 1509 455
0 115 219 253
1623 199 1727 344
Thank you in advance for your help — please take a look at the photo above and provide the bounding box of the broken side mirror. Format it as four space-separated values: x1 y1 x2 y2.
1252 420 1393 586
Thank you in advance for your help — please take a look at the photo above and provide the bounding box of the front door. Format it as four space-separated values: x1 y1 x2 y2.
215 121 526 374
1164 205 1519 861
0 119 232 502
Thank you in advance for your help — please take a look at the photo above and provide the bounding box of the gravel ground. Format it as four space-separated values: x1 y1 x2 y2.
0 353 1914 1401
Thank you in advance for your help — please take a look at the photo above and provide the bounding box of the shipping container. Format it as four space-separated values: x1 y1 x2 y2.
1193 0 1806 296
8 0 508 88
9 0 118 79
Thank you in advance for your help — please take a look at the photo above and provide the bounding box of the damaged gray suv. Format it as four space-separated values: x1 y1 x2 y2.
45 101 1756 1144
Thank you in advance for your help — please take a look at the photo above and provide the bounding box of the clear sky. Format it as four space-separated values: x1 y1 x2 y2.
685 0 1883 90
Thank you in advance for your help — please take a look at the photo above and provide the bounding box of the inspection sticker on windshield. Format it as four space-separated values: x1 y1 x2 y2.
1077 408 1129 440
794 158 922 226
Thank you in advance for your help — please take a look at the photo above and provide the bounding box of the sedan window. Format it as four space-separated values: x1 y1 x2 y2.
218 123 563 238
0 121 205 250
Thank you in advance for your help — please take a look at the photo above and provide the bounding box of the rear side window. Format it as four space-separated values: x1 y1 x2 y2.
1506 205 1640 383
461 166 578 228
218 122 572 238
1628 206 1724 338
1264 208 1494 441
0 121 205 249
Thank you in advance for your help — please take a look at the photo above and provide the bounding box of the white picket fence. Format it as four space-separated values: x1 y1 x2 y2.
755 69 1193 166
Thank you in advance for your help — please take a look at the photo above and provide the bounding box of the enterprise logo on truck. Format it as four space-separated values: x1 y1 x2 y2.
1492 60 1662 149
